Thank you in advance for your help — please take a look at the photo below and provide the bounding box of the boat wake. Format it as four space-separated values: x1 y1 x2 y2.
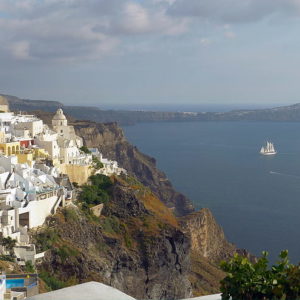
269 171 300 179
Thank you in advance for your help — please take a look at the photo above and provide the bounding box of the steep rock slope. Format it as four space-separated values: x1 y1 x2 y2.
72 120 195 216
28 110 194 216
33 177 193 300
179 209 235 262
25 110 240 296
179 209 236 296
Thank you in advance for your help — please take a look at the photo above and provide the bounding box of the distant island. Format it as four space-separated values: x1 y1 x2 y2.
3 94 300 125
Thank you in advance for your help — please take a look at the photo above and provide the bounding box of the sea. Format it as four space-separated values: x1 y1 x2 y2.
123 121 300 264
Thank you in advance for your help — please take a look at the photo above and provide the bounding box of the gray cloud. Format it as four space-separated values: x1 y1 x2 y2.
0 0 188 62
167 0 300 23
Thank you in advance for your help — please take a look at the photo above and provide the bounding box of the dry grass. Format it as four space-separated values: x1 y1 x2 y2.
137 189 178 228
189 251 225 296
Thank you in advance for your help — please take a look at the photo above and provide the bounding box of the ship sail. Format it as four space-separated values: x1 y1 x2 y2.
260 141 277 155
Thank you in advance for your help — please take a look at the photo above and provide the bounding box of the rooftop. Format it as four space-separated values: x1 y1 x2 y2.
27 282 136 300
26 281 222 300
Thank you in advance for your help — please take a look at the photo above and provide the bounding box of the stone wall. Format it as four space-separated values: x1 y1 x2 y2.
60 164 93 185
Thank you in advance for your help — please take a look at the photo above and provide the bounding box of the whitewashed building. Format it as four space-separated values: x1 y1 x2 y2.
35 126 60 160
89 148 126 176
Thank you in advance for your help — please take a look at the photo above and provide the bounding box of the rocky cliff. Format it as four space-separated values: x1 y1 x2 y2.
23 110 240 297
26 110 194 216
33 177 193 300
72 120 195 216
179 209 235 262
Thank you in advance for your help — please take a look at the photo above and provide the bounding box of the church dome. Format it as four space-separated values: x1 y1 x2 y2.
53 108 67 121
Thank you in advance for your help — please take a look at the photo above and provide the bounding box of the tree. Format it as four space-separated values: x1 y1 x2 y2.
1 237 17 255
220 250 300 300
79 175 112 206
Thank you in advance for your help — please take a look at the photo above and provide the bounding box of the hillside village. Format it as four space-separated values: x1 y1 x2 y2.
0 98 126 299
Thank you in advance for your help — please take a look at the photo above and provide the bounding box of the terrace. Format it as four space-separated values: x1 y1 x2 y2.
3 274 39 299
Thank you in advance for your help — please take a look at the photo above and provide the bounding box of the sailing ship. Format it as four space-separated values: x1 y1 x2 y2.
260 141 277 155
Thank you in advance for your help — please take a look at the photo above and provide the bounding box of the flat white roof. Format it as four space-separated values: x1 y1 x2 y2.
27 282 136 300
182 294 222 300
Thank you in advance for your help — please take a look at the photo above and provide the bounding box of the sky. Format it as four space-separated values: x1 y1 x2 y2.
1 0 300 107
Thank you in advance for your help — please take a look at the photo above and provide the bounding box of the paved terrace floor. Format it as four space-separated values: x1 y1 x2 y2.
27 281 222 300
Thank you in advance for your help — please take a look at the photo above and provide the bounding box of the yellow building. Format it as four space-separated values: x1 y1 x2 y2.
0 142 21 156
0 132 5 143
17 152 34 167
33 148 49 160
16 148 50 167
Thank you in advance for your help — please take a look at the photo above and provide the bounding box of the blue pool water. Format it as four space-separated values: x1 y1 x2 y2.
6 278 24 289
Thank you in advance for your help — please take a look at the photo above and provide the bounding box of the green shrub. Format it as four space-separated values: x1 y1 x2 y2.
101 216 120 234
89 174 112 190
0 255 14 262
124 232 133 248
92 157 104 170
62 207 78 222
35 229 59 251
25 260 35 273
39 271 66 291
220 250 300 300
1 237 16 253
79 174 112 206
54 245 79 261
80 146 91 154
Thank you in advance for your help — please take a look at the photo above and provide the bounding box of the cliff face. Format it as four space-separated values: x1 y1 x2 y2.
34 178 193 300
28 111 240 297
177 209 237 296
72 120 195 216
179 209 235 262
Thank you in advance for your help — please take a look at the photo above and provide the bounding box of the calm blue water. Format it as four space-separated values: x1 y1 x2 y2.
6 279 24 288
124 121 300 263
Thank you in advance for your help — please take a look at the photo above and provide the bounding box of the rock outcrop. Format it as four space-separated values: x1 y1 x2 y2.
72 120 195 216
34 178 193 300
25 109 242 297
179 209 235 262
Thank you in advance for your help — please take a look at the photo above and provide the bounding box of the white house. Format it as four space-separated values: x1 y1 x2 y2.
88 148 126 176
35 127 60 160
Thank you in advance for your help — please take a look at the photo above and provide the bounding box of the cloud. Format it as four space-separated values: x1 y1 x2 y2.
9 41 31 60
224 31 236 39
167 0 300 23
0 0 189 63
200 38 212 46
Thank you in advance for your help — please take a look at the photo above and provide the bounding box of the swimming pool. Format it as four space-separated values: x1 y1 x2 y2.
6 278 24 289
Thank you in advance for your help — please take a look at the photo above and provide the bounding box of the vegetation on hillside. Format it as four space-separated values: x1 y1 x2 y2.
220 250 300 300
79 146 91 154
92 156 103 170
31 174 187 294
79 174 112 207
79 146 104 169
0 237 16 256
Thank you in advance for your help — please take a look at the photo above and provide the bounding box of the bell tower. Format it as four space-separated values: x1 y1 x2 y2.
52 109 68 128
